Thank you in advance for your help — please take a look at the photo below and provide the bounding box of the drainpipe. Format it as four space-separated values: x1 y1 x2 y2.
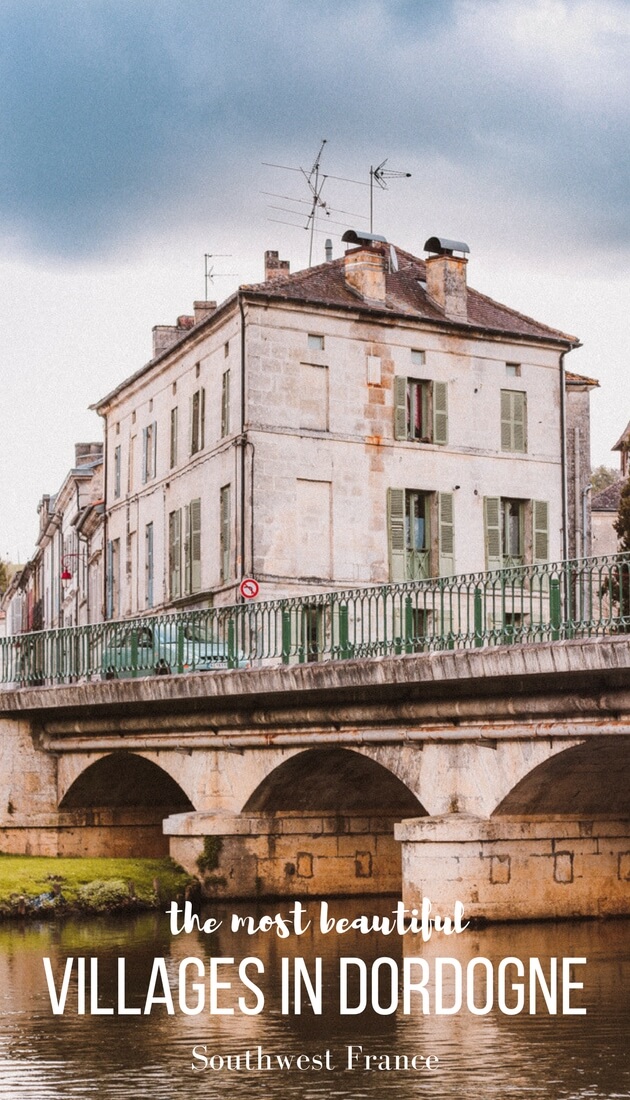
559 351 569 561
101 415 109 621
238 294 247 583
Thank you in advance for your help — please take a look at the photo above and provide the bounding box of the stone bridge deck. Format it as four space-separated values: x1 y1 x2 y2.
1 637 629 920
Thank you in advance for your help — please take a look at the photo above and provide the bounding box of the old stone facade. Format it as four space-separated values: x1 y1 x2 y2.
94 237 592 620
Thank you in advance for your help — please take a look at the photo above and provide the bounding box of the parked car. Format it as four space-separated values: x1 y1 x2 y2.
100 623 245 678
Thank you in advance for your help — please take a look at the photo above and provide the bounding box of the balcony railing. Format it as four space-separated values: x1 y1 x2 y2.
1 553 629 689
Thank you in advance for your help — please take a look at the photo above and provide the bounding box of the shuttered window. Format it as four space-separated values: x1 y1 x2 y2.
190 388 206 455
169 509 181 599
484 496 549 568
113 446 121 498
500 390 527 453
170 407 178 468
184 499 202 595
145 523 154 608
220 485 231 583
221 370 230 437
142 421 157 482
393 377 448 444
387 488 455 580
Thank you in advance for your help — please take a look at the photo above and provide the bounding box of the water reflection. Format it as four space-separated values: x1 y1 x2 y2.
0 900 628 1098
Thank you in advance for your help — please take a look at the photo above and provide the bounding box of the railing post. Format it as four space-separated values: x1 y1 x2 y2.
281 610 291 664
176 623 185 674
130 630 139 678
227 618 236 669
404 596 414 654
339 604 351 659
474 586 483 647
550 577 561 640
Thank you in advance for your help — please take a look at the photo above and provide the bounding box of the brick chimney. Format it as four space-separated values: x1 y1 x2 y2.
343 245 387 303
193 300 217 324
424 237 469 322
152 315 195 358
265 250 290 282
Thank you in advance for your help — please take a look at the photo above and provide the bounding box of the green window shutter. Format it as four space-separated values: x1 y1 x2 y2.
513 392 526 453
183 504 192 595
200 388 206 450
387 488 406 582
532 500 549 564
145 523 154 608
220 486 231 583
433 382 448 445
500 391 512 451
393 377 407 440
501 390 527 453
438 492 455 576
169 509 181 599
190 498 202 592
221 370 230 437
152 420 157 477
170 407 178 468
484 496 503 570
141 427 148 483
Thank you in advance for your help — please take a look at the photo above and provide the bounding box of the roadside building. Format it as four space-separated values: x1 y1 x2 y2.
93 234 592 619
3 445 104 635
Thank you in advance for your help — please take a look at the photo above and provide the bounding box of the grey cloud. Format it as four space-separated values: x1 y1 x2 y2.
0 0 629 257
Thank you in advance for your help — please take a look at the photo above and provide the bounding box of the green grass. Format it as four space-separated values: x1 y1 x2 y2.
0 855 194 915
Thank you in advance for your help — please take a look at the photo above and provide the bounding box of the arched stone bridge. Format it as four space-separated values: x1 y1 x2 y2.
1 637 630 921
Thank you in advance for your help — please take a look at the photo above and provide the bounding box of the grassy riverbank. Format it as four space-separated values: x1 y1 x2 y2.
0 855 195 917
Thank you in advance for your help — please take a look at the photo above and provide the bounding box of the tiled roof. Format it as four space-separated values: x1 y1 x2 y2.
566 370 599 387
613 420 630 451
242 248 579 345
592 479 625 511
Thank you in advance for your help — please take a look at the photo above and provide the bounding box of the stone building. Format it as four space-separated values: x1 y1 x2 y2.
93 234 593 620
3 445 105 634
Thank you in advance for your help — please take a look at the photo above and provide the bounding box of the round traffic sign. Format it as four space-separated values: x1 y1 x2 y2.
239 577 260 600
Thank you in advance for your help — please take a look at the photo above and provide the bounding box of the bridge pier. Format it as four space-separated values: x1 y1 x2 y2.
396 814 630 921
164 810 404 898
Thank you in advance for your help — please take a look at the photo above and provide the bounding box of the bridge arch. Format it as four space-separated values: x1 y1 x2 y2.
493 737 630 816
59 751 194 857
242 747 426 815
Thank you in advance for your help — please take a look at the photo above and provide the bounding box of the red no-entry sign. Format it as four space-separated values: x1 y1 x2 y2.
239 577 260 600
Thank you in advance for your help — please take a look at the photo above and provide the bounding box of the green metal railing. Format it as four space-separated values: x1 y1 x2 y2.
1 553 629 688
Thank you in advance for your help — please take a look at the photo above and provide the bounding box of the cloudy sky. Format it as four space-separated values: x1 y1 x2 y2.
1 0 629 560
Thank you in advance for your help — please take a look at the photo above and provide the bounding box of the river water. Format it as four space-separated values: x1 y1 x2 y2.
0 899 628 1099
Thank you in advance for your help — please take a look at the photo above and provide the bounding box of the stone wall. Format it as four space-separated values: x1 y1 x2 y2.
396 814 630 920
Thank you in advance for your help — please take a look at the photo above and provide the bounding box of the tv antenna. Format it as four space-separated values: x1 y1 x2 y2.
369 159 412 232
263 140 368 266
204 254 237 299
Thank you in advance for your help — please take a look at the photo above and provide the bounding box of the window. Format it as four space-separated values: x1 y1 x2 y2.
184 499 201 595
394 377 448 444
484 497 549 569
145 523 154 608
128 435 136 493
170 407 178 468
190 388 205 454
113 445 121 498
142 421 157 482
168 509 182 599
387 488 454 581
220 485 231 583
501 390 527 452
221 371 230 437
106 539 120 619
411 349 425 368
169 501 201 599
506 362 521 377
307 333 324 351
224 340 229 358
